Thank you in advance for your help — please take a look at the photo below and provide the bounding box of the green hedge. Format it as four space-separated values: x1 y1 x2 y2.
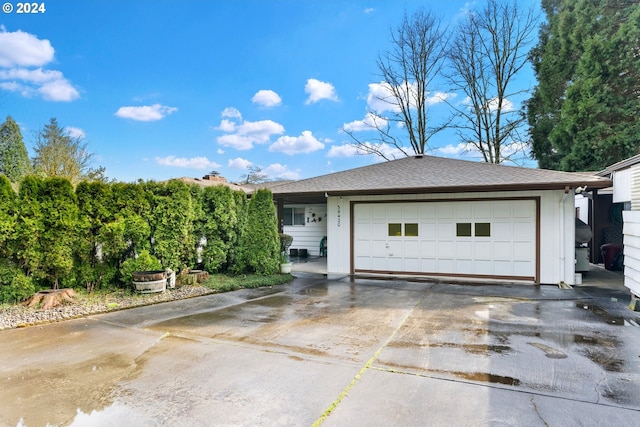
0 175 281 299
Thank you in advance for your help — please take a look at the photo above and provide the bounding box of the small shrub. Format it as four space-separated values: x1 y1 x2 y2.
119 249 162 285
0 261 35 303
279 233 293 253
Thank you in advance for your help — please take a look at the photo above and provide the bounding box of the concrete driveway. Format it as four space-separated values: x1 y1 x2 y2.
1 274 639 427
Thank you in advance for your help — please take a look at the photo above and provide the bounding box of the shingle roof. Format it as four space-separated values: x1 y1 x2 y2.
271 155 612 198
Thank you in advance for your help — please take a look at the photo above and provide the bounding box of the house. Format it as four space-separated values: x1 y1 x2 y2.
596 154 640 309
270 155 612 285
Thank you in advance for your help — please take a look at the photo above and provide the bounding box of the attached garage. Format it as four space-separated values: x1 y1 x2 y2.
353 199 538 281
271 155 612 285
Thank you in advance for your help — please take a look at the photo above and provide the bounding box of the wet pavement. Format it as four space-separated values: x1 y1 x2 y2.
1 273 639 427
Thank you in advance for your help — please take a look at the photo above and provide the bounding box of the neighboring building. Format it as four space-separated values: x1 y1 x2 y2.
597 155 640 307
270 155 612 285
175 173 252 193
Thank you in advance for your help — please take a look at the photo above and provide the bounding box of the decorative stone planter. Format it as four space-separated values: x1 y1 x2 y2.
133 270 167 293
280 262 293 274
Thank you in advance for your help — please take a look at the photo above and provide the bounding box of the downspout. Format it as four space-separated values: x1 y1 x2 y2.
559 186 572 289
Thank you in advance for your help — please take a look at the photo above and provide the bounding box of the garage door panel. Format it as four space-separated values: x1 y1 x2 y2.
421 258 437 271
493 222 512 238
371 205 387 220
388 205 403 220
493 241 512 258
388 258 403 271
494 260 512 275
455 203 472 219
439 240 454 257
438 204 454 219
474 203 492 219
421 240 437 257
422 222 437 237
513 240 533 256
356 239 372 256
474 241 492 259
493 202 512 218
404 258 420 271
513 260 533 275
456 241 473 258
371 240 388 257
438 223 454 238
475 260 492 274
404 240 420 256
420 204 436 219
354 200 537 280
456 259 473 274
513 221 533 238
439 259 454 271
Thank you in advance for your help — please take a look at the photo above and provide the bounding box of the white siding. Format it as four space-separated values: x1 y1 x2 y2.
613 168 632 203
623 210 640 297
283 204 327 257
326 190 576 285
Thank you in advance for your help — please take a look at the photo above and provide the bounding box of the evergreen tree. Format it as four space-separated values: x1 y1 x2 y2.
0 175 16 258
528 0 640 171
237 189 279 275
200 185 238 273
11 176 45 279
39 178 78 289
0 116 30 183
32 118 106 185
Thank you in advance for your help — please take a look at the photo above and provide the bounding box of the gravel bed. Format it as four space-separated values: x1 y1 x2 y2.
0 285 217 330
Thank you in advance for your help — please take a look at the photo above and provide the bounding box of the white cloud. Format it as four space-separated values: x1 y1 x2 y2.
0 67 79 101
305 78 338 104
343 112 387 132
0 30 79 102
264 163 300 180
65 126 86 139
216 117 285 150
155 156 219 169
39 78 80 101
328 142 404 159
269 130 324 155
367 82 453 114
216 148 225 154
487 97 515 112
364 8 375 13
216 119 236 132
435 143 473 156
252 89 282 107
228 157 252 169
221 107 242 119
115 104 178 121
0 29 54 67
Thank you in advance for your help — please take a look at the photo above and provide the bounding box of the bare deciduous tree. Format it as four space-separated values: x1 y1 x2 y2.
445 0 537 164
343 9 450 160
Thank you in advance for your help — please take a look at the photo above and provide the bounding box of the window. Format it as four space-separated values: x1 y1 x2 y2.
475 223 491 237
456 223 472 237
405 223 419 237
388 223 402 236
283 207 305 226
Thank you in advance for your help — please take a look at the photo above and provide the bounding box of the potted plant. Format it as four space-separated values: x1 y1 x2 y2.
280 251 292 274
279 233 293 273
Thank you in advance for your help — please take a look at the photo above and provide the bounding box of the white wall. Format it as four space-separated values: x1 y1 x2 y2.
613 168 632 203
326 190 576 285
623 210 640 297
283 204 327 256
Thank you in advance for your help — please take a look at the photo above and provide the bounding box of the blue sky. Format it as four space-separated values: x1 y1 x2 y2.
0 0 540 183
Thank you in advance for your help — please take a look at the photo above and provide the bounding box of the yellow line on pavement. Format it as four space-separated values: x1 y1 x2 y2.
312 288 431 426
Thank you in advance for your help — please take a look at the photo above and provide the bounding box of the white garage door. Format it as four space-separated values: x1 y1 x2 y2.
353 200 537 280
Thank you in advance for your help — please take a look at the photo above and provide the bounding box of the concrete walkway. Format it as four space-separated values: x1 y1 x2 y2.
1 271 639 426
